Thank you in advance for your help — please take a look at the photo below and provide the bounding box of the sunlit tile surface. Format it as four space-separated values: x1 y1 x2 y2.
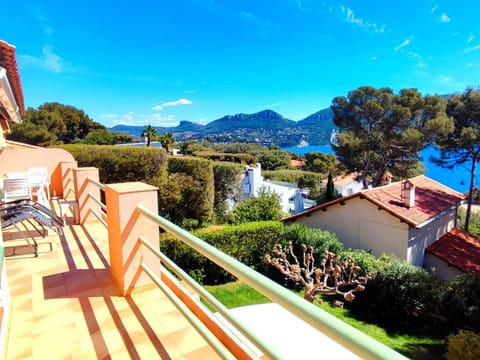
3 200 220 359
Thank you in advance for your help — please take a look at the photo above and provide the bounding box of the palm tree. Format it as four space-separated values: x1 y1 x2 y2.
141 125 157 147
158 132 176 153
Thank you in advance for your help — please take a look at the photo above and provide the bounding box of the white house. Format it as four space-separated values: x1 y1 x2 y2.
242 163 306 214
282 175 466 267
323 172 364 197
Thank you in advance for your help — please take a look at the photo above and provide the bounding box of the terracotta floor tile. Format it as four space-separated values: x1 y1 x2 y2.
4 203 225 359
32 324 77 359
183 345 222 360
167 326 213 356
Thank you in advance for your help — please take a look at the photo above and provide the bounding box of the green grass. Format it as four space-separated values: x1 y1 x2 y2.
204 281 446 360
203 281 272 308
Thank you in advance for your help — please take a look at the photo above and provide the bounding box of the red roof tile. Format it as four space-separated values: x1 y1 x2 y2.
362 175 465 226
0 40 25 116
282 175 465 227
333 172 360 187
426 228 480 279
290 159 304 168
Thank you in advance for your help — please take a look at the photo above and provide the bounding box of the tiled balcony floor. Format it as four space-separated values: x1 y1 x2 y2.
3 200 220 359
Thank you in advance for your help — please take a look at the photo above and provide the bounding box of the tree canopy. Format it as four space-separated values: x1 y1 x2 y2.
433 88 480 231
331 86 450 188
8 102 132 146
141 125 158 147
158 132 175 152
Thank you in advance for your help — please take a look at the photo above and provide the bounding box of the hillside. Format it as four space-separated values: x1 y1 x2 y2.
109 108 335 147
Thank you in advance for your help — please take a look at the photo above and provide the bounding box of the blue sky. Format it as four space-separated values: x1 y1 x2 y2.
2 1 480 128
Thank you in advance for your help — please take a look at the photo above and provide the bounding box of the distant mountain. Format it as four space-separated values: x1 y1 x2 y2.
109 108 336 147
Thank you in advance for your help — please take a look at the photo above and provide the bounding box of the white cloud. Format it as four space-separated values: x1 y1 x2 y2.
164 98 192 107
291 0 303 10
440 13 451 23
437 74 454 85
467 34 475 43
153 98 192 110
408 51 424 67
371 56 377 61
42 45 65 73
18 44 71 73
37 15 53 36
395 38 411 52
463 44 480 54
341 6 386 33
431 5 438 13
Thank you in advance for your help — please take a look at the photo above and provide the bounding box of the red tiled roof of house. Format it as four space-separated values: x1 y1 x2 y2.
334 172 360 187
362 175 465 226
282 175 465 227
290 159 304 168
426 228 480 279
0 40 25 116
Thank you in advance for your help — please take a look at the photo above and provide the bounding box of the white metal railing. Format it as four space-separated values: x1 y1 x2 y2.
135 204 408 360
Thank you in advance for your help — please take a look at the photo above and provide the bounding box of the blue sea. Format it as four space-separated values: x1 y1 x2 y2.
283 145 476 193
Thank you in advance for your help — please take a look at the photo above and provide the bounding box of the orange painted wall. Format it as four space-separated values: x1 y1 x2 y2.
0 147 76 198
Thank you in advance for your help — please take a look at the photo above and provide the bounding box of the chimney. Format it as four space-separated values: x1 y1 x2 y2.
401 180 415 208
383 172 393 185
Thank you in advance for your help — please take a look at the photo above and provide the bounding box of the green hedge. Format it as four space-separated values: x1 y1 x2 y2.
212 162 243 222
193 150 257 165
164 157 215 226
58 144 167 185
280 223 345 260
160 221 284 285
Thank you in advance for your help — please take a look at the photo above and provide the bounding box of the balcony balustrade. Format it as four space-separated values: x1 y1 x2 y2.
0 150 408 359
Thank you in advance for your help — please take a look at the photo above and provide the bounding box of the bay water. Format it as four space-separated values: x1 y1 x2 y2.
283 145 475 193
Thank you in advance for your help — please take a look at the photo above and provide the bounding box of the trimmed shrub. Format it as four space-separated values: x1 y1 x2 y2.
281 223 345 261
442 274 480 330
212 162 243 223
447 330 480 360
232 187 283 223
338 249 387 276
58 144 167 185
193 150 257 165
349 258 433 329
165 157 215 226
160 221 284 285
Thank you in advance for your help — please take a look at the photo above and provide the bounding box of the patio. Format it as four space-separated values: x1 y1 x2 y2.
3 200 220 359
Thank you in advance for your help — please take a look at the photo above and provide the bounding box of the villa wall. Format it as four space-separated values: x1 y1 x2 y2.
408 210 456 266
291 197 409 260
423 253 463 280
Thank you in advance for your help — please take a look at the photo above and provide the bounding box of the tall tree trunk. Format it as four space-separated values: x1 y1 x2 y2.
372 156 391 187
465 155 478 232
361 151 371 189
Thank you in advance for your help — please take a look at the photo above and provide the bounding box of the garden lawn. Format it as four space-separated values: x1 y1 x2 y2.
204 281 446 360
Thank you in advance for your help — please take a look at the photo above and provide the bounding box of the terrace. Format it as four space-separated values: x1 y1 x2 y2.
0 143 408 359
0 39 407 360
